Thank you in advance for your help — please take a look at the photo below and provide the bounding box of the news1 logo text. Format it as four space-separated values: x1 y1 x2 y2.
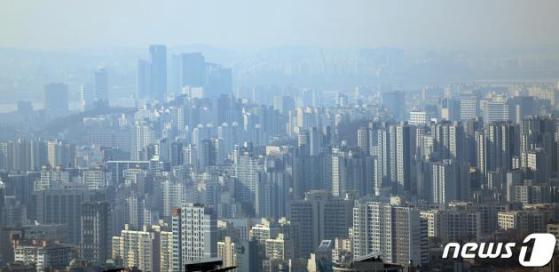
442 233 557 267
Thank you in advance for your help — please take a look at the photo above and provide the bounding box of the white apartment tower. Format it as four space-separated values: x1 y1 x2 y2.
352 201 428 266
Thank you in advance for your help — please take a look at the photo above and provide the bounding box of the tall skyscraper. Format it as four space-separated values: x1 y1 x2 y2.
233 146 263 205
508 96 536 124
80 201 110 265
44 83 69 118
331 148 373 197
176 203 217 264
206 64 233 98
440 98 460 121
94 67 109 106
432 121 465 161
356 127 370 154
256 162 290 220
181 52 206 88
520 117 555 173
381 91 406 121
80 84 95 111
386 123 415 193
149 44 167 101
432 159 469 204
171 208 183 271
485 121 516 174
297 129 310 154
160 180 183 219
235 240 261 272
132 121 157 160
217 236 236 268
372 125 391 193
137 59 151 99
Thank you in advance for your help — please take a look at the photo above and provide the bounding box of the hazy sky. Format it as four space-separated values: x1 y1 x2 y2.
2 0 559 50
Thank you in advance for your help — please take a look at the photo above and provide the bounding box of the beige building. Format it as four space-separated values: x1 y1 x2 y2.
159 228 174 272
420 209 440 238
112 224 173 272
13 240 73 272
249 218 278 243
217 236 236 268
265 233 293 261
497 210 546 235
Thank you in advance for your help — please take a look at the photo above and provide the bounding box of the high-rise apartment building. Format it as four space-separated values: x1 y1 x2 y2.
459 95 480 120
432 159 469 204
331 147 373 197
112 225 156 271
289 191 353 259
82 168 107 190
173 203 217 265
217 236 236 268
46 140 75 168
233 147 263 204
438 207 481 243
485 121 517 174
432 120 465 161
497 210 546 235
409 111 429 126
34 184 97 244
256 165 290 220
484 101 509 123
389 123 414 193
352 201 428 266
80 201 110 265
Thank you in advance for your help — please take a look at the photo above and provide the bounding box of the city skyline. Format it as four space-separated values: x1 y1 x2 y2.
2 2 559 272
